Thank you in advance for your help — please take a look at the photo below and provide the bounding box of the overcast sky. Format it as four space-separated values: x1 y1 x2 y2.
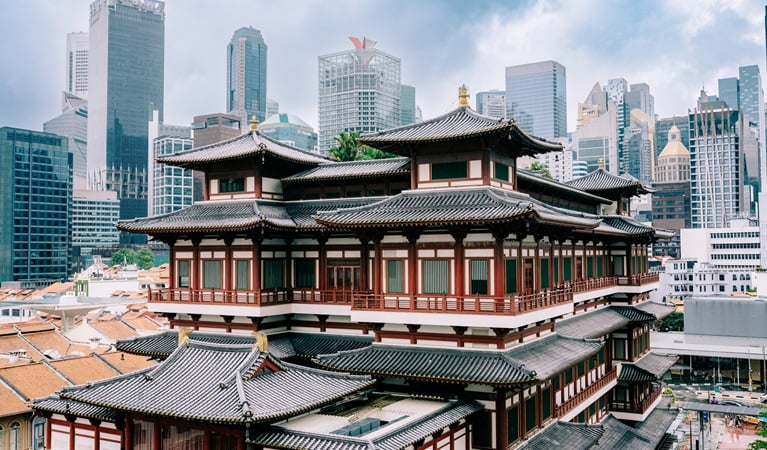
1 0 765 134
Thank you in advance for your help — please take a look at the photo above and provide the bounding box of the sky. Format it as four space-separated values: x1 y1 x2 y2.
1 0 766 135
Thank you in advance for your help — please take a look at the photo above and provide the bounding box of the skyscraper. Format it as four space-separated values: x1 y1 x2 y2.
400 84 417 125
66 32 89 99
505 60 567 139
87 0 165 244
227 27 268 124
318 37 401 153
0 128 72 282
717 77 740 109
44 92 88 187
475 90 507 119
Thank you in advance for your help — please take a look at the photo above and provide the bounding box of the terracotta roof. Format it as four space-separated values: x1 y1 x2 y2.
58 339 374 424
122 316 164 332
0 362 69 401
90 320 139 341
565 169 654 195
0 382 30 417
20 329 100 358
315 187 601 230
96 352 157 374
48 355 121 385
0 335 45 366
157 130 328 169
359 106 562 156
282 157 411 184
249 400 482 450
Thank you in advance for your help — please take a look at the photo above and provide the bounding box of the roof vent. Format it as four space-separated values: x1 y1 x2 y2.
43 349 62 360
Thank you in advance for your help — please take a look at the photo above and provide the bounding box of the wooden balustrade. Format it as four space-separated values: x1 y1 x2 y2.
554 368 618 418
609 383 663 414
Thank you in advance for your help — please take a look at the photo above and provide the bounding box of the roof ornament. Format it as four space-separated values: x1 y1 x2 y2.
458 84 470 107
178 327 192 347
252 332 268 352
598 158 605 170
249 114 258 131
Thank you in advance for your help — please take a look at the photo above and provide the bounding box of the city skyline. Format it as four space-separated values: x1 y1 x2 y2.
1 0 765 135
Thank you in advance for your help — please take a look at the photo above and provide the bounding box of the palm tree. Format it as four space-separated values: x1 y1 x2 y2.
329 131 361 162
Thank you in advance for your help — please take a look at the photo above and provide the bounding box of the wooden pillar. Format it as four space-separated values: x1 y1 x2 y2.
406 231 419 297
495 388 508 450
254 165 262 197
373 236 383 296
167 238 176 289
94 424 101 450
482 148 490 185
494 234 505 297
224 235 234 292
572 240 578 280
534 239 541 291
192 236 202 291
517 239 524 293
537 387 543 428
46 418 52 450
451 229 466 300
69 420 75 450
409 149 417 189
250 235 262 295
153 421 161 450
203 429 211 450
124 417 133 450
284 238 293 291
359 237 369 291
549 240 555 289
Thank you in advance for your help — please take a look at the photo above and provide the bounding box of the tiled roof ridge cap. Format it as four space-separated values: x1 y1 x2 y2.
255 130 331 160
280 360 372 382
362 105 509 138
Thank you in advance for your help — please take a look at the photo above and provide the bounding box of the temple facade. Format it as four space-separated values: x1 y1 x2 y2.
35 89 678 449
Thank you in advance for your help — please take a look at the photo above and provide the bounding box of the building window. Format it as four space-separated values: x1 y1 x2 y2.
9 422 19 450
219 177 245 193
494 162 509 181
387 260 404 293
431 161 467 180
472 410 492 448
525 396 537 433
177 260 190 288
263 259 285 289
202 260 222 289
32 417 45 449
506 259 517 294
542 387 552 421
235 260 249 290
294 259 315 289
133 420 154 450
470 259 489 294
508 405 520 444
423 260 449 294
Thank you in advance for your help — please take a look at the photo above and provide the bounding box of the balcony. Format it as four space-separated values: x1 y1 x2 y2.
609 383 663 414
554 368 618 418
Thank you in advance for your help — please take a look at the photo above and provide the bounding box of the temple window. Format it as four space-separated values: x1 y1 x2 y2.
386 260 404 293
264 259 285 289
470 259 489 294
218 177 245 193
235 260 250 290
525 396 537 433
294 259 315 289
202 260 222 289
177 260 190 288
508 404 520 444
422 260 449 294
132 420 154 450
505 259 517 294
431 161 467 180
494 162 509 181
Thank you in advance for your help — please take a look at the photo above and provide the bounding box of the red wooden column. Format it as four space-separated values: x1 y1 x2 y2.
359 238 369 291
495 388 508 450
46 418 52 450
224 235 234 292
192 236 202 291
68 420 75 450
167 237 177 289
494 234 505 298
373 236 383 296
451 229 467 301
153 421 161 450
318 236 327 294
250 235 262 297
406 231 420 297
124 417 133 450
284 238 293 291
517 239 524 293
548 240 555 289
203 430 211 450
534 239 541 291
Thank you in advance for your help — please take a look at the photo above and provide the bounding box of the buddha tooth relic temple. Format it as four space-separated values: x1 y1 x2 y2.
34 87 678 450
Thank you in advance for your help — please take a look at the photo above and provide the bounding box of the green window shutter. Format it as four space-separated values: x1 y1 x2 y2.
432 161 468 180
525 396 537 433
587 257 594 277
202 260 222 289
597 257 603 276
494 162 509 181
387 260 404 293
542 388 552 420
423 260 449 294
564 258 572 281
177 260 189 288
507 405 519 444
505 259 517 294
540 258 549 289
554 257 559 283
470 259 489 294
235 260 249 290
294 259 315 289
264 259 285 289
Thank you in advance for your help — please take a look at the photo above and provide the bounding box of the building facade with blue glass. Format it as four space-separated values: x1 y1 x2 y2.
87 0 165 244
505 60 567 139
227 27 268 124
0 128 72 282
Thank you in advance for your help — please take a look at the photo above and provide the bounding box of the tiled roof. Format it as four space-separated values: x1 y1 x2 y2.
0 362 69 401
556 308 631 339
633 301 675 320
250 400 481 450
359 106 562 156
268 333 373 360
157 131 328 169
48 355 120 385
96 352 158 374
632 408 678 443
600 216 655 237
0 382 30 417
315 187 601 230
20 329 100 358
617 364 656 382
90 320 139 341
507 335 603 381
283 198 380 230
519 421 604 450
115 331 256 358
596 415 655 449
282 157 411 184
565 169 654 195
315 344 534 386
517 170 612 205
33 395 119 422
58 339 374 424
612 306 657 322
633 353 678 379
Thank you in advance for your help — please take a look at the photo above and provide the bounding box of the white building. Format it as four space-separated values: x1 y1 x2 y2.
681 219 760 266
71 189 120 256
475 90 507 119
148 111 193 216
66 32 89 99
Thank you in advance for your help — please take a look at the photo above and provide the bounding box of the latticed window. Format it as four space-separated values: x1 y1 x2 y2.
235 260 249 290
470 259 488 294
263 259 285 289
494 162 509 181
294 259 315 289
202 260 222 289
387 260 404 293
431 161 467 180
423 260 448 294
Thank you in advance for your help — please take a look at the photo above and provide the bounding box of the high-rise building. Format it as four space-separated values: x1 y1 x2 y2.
148 111 193 216
738 65 765 189
260 113 318 153
87 0 165 244
71 189 120 259
475 90 507 119
572 82 619 174
717 77 740 109
689 92 749 228
652 125 691 257
623 109 654 185
44 92 88 187
66 32 89 99
654 116 689 162
0 128 72 282
190 113 242 202
400 84 417 125
505 60 567 139
318 37 401 153
266 98 279 119
227 27 268 124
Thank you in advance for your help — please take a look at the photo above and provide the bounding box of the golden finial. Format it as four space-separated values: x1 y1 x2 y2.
598 158 605 170
249 114 258 131
178 327 192 347
252 332 268 352
458 84 469 107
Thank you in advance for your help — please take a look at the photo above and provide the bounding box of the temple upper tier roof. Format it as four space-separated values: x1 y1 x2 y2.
358 106 562 156
565 169 654 196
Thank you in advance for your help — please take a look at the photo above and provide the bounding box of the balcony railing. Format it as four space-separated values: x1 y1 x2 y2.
554 368 618 418
618 273 659 286
609 383 663 414
565 276 618 294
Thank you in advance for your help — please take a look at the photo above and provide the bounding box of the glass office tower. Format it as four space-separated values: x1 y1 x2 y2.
0 128 72 282
227 27 268 124
505 60 567 139
87 0 165 244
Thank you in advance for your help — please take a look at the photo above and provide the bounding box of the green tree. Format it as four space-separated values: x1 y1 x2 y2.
136 248 155 269
659 311 684 332
110 248 137 266
328 131 396 161
747 404 767 449
528 161 553 179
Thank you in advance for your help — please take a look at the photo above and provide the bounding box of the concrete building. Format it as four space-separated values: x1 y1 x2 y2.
227 26 268 124
505 60 567 139
652 260 753 304
149 119 193 217
652 125 691 258
259 113 318 153
266 97 279 118
71 189 120 262
0 128 72 282
65 31 89 99
400 84 417 125
87 0 165 244
475 89 507 119
318 36 401 154
572 106 618 173
44 92 88 187
681 219 761 267
191 113 242 202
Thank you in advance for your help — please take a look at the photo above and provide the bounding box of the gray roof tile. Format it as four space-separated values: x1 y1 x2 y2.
34 395 119 422
556 308 631 339
283 158 411 184
617 364 657 382
634 301 676 320
566 169 654 195
520 421 604 450
633 353 678 379
507 335 603 381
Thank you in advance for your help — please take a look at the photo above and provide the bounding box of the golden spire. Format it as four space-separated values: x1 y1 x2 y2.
598 158 605 170
249 114 259 131
458 84 469 107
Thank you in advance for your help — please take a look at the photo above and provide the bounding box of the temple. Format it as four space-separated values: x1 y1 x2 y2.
34 88 678 449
